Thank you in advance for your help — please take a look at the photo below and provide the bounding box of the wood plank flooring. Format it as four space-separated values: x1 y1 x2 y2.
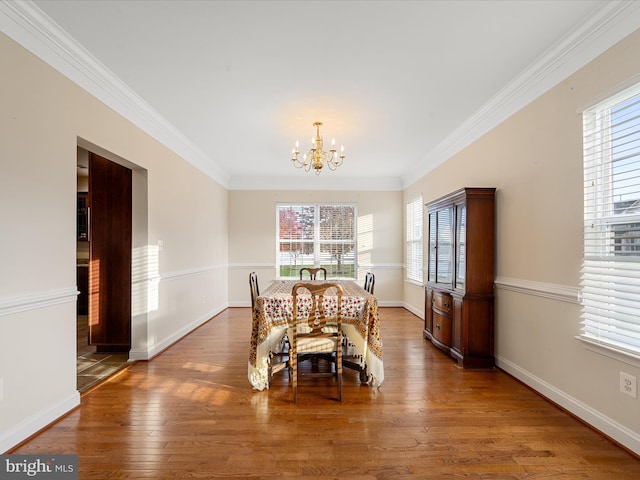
11 307 640 479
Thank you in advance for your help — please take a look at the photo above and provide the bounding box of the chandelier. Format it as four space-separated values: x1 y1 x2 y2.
291 122 345 174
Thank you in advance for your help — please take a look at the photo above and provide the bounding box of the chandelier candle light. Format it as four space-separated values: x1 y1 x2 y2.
291 121 345 174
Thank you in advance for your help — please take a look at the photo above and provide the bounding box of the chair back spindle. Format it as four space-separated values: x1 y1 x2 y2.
299 267 327 280
364 272 375 295
249 272 260 308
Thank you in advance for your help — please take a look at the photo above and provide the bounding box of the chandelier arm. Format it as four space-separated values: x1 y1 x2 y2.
290 121 345 175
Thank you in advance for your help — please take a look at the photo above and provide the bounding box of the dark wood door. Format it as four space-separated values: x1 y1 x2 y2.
88 153 132 352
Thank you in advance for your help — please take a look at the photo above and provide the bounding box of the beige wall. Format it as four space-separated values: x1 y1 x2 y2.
3 12 640 457
0 33 228 451
404 28 640 453
228 190 404 306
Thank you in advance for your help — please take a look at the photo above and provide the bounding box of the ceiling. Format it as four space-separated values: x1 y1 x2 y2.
16 1 632 189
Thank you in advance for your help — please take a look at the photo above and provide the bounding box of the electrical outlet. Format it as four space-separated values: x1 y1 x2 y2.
620 372 637 398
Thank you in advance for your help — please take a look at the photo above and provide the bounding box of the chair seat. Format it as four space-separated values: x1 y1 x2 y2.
297 336 338 354
290 324 338 334
285 323 338 346
287 325 339 352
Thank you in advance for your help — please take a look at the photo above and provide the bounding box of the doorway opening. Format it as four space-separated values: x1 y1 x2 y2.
76 144 145 392
76 314 129 392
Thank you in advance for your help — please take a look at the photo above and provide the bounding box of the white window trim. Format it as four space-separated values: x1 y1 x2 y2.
406 195 424 284
276 203 358 280
578 80 640 363
578 336 640 369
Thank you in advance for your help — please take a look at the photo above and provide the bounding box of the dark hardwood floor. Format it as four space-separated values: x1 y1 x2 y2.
13 307 640 479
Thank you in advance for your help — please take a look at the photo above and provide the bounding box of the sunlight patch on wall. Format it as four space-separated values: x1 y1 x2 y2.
358 213 373 280
132 245 160 315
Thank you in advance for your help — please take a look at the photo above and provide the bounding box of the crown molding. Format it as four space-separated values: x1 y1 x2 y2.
3 2 639 193
403 0 640 188
0 0 230 188
228 174 404 191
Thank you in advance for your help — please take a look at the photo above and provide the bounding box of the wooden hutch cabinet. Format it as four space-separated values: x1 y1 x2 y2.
424 187 496 368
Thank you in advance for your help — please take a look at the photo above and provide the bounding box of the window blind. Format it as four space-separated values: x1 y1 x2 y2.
276 204 356 279
406 196 423 283
581 82 640 358
319 205 356 277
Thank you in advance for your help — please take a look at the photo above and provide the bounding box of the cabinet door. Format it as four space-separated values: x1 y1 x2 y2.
424 287 433 334
452 295 463 353
432 312 452 347
428 213 437 282
455 203 466 290
436 207 454 285
428 208 454 286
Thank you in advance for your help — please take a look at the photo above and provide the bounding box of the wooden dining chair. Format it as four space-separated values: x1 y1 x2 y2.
249 272 260 308
299 267 327 280
250 272 288 383
290 282 343 403
364 272 375 294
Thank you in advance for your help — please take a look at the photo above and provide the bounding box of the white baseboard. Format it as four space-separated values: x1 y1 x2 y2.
228 301 251 308
401 302 424 319
496 355 640 455
129 304 227 360
1 392 80 453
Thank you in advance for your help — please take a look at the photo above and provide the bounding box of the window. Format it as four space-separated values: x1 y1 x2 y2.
406 196 423 283
581 82 640 359
277 204 356 279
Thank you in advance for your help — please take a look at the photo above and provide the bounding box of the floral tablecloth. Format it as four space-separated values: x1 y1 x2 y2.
248 280 384 390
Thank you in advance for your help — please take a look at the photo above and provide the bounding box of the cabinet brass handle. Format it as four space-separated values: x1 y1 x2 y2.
444 302 449 308
436 323 440 330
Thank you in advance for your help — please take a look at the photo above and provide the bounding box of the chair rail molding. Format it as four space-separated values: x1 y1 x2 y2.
360 263 404 270
494 276 580 304
228 263 404 270
0 287 78 317
228 263 276 270
160 263 227 282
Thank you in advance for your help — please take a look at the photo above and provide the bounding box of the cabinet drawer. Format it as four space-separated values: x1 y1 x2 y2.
433 312 452 347
432 291 453 315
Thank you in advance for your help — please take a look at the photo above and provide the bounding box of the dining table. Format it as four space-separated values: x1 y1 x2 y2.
248 279 384 391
